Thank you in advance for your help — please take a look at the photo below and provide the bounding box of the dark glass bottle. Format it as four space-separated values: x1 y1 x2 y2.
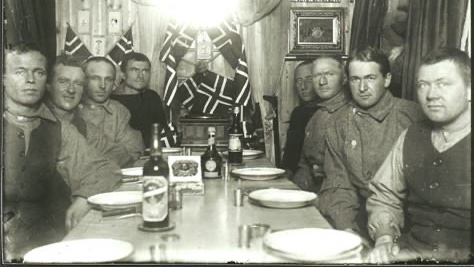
201 127 223 178
228 106 243 164
142 123 170 229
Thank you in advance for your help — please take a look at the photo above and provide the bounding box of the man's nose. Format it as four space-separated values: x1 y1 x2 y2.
137 71 144 78
65 83 75 94
99 78 106 88
319 75 328 85
358 80 368 92
426 85 440 100
25 70 35 83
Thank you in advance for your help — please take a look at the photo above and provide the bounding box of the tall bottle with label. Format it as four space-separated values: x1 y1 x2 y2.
228 106 243 164
201 127 223 178
142 123 170 229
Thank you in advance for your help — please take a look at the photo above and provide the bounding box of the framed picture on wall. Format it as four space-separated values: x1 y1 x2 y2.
286 8 345 59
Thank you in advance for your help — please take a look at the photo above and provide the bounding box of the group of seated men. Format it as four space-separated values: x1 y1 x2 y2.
3 42 169 261
282 47 471 263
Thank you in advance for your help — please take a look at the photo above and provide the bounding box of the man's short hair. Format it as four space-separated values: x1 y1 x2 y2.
295 60 313 71
347 47 390 77
313 55 345 70
48 54 84 83
5 42 47 70
82 56 116 76
420 48 471 85
120 52 151 72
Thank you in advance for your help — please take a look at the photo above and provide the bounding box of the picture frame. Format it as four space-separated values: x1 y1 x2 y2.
287 8 345 59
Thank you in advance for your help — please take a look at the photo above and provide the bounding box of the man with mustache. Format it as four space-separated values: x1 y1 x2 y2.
291 56 350 192
78 56 144 163
3 43 121 261
111 52 170 147
367 48 471 263
317 47 424 242
44 55 135 167
282 61 320 177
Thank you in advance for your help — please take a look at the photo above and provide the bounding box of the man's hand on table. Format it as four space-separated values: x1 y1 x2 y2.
367 235 399 263
66 196 91 231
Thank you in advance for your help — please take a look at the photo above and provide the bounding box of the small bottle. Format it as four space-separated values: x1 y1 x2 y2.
228 107 243 164
201 127 223 178
142 123 170 229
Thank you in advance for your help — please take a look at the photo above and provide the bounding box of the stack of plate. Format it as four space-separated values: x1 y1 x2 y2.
263 228 362 263
120 167 143 183
248 188 316 208
23 238 134 263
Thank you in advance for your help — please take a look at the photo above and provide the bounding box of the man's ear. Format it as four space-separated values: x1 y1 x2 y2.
384 73 392 88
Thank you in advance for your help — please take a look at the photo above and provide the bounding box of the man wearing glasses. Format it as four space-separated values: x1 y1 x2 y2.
78 56 144 164
291 56 350 192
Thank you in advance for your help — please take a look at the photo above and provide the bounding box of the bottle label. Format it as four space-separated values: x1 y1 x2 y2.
228 134 242 151
142 176 168 222
205 160 217 171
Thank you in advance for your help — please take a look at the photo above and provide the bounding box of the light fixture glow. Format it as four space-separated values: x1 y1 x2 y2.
163 0 237 27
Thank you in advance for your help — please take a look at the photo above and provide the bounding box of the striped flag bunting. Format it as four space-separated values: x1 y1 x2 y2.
160 123 178 147
64 23 92 59
159 21 198 106
107 27 134 66
160 17 252 113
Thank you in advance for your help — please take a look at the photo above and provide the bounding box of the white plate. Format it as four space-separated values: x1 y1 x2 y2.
263 228 362 262
121 167 143 176
231 167 285 181
249 188 317 208
87 191 142 210
222 149 264 159
23 238 134 263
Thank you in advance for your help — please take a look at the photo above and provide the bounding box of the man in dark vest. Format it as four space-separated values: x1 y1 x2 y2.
3 43 122 261
282 61 320 178
366 48 471 263
44 55 135 167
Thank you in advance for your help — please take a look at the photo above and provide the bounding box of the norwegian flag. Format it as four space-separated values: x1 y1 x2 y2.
159 21 198 106
160 123 178 148
64 23 92 59
206 17 242 69
191 71 234 115
233 48 251 106
175 73 202 109
107 27 134 66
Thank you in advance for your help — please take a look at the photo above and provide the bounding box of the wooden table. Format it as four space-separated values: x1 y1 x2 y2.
64 157 333 263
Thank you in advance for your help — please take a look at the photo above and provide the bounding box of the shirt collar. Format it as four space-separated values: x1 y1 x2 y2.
350 90 394 122
79 100 113 114
318 91 350 113
4 102 58 123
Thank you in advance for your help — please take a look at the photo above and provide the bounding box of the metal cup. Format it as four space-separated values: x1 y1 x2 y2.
170 185 183 210
249 224 271 239
238 224 251 248
233 188 244 206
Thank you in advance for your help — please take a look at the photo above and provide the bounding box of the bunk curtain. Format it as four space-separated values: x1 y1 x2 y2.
401 0 469 101
5 0 56 68
349 0 388 51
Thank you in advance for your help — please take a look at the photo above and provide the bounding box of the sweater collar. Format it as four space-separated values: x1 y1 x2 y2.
350 90 394 122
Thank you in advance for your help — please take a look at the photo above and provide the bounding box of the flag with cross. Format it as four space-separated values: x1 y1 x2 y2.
64 23 92 59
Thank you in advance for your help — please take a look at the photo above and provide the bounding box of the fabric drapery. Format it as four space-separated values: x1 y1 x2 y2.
6 0 56 64
401 0 469 101
236 0 281 26
460 0 471 57
349 0 388 51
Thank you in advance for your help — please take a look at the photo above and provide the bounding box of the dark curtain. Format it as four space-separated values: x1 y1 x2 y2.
5 0 56 67
401 0 468 101
349 0 388 52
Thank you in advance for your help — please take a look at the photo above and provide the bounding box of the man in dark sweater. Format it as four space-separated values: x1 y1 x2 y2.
367 48 471 263
111 52 172 148
281 61 319 176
